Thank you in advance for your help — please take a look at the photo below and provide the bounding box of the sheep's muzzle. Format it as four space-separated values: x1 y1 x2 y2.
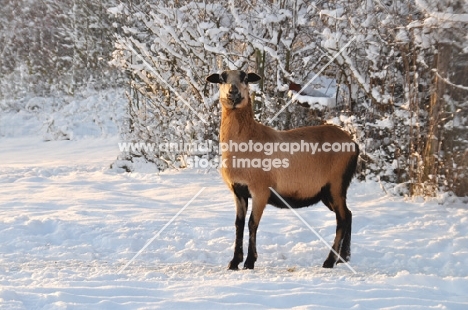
226 85 243 106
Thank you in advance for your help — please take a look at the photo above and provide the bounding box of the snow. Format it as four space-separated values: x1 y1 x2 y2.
288 72 337 110
1 100 468 309
289 91 336 109
0 89 125 141
415 0 468 24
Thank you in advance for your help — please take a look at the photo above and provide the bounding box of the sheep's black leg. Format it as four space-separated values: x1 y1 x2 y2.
323 198 351 268
228 195 248 270
243 213 258 269
244 196 267 270
337 210 352 264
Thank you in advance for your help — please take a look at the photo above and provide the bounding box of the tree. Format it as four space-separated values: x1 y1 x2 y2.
318 0 468 196
0 0 123 105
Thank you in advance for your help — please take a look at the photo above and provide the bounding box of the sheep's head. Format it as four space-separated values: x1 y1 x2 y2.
207 70 261 109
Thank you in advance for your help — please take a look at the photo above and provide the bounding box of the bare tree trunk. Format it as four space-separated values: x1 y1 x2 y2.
422 43 450 196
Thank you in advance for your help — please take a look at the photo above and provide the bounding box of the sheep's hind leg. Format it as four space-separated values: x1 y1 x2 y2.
337 212 352 264
323 198 352 268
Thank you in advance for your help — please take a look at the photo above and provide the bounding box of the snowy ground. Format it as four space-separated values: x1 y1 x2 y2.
0 93 468 309
1 136 468 308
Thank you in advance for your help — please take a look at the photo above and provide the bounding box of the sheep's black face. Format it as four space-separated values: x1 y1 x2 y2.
207 70 261 110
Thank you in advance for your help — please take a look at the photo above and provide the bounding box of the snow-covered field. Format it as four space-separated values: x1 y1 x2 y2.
1 105 468 309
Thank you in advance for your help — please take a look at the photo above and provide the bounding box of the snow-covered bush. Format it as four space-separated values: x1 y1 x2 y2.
109 0 468 196
109 0 328 170
317 0 468 196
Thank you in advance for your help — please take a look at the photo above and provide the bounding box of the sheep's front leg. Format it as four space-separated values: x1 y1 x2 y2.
244 194 267 270
228 194 248 270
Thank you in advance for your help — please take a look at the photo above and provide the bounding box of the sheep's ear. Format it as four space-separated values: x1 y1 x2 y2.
206 73 222 84
247 73 261 84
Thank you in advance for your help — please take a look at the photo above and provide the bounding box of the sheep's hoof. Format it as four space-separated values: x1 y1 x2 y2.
243 254 256 269
322 258 336 268
243 260 255 269
336 254 350 265
228 261 240 270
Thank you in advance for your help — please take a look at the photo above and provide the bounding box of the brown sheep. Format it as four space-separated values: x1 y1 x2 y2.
207 70 359 270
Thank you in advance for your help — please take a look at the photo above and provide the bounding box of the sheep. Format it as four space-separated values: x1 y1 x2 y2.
206 70 359 270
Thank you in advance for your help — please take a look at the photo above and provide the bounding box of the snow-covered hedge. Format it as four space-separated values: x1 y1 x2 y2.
110 0 468 197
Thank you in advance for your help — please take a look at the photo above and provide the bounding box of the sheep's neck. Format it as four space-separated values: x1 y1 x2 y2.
220 100 256 143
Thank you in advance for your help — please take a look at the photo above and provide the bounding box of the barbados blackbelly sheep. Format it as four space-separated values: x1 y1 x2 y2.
207 70 359 270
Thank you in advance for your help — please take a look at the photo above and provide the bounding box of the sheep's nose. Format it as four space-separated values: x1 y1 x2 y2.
229 85 239 95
